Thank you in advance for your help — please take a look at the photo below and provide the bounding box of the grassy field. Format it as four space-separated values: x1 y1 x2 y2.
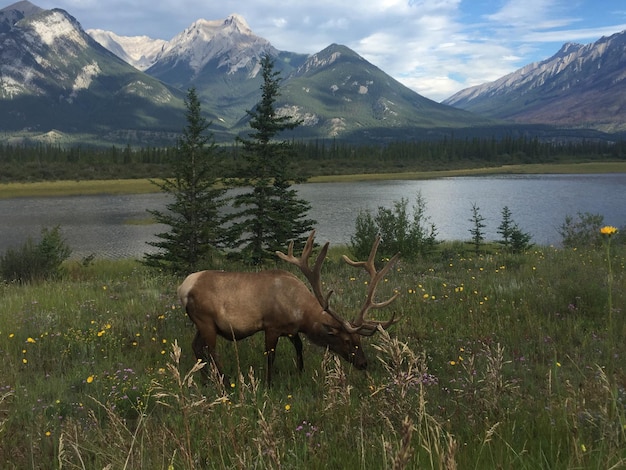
1 161 625 198
1 239 624 469
0 179 160 199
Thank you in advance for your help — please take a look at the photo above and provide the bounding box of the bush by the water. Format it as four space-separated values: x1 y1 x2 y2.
0 234 624 469
0 226 70 282
351 191 437 259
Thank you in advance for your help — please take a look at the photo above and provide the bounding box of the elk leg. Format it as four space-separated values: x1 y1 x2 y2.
264 331 281 385
192 327 224 380
288 334 304 372
191 330 209 362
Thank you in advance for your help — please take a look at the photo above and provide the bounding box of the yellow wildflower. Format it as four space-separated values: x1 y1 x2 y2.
600 226 618 236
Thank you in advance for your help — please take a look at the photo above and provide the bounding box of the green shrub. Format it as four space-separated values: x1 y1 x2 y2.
559 212 604 248
350 191 437 260
0 226 71 282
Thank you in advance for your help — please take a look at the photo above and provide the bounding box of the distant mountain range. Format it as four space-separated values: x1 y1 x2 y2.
1 0 624 146
444 32 626 133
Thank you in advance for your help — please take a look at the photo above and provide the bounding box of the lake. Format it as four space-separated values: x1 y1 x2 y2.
1 173 624 259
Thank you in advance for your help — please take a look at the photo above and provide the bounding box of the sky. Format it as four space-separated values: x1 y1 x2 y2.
28 0 626 102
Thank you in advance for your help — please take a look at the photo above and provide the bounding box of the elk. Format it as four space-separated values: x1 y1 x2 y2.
177 230 400 384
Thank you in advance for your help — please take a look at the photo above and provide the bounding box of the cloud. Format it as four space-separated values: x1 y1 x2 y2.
523 24 626 42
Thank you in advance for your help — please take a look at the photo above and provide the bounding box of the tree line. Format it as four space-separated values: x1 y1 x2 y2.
2 130 625 183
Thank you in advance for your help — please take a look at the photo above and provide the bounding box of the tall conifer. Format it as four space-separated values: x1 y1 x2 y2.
144 88 227 272
227 54 315 264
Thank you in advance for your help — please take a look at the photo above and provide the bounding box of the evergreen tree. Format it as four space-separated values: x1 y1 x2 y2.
497 206 515 251
497 206 533 253
469 203 486 254
144 88 227 273
227 54 315 264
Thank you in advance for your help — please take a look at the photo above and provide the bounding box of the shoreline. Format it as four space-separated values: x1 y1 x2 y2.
1 161 625 199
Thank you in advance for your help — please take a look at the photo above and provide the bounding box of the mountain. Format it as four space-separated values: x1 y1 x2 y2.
147 14 279 82
101 15 490 139
0 1 189 145
275 44 490 140
443 31 626 133
0 0 40 31
86 29 166 71
141 14 309 129
0 2 500 145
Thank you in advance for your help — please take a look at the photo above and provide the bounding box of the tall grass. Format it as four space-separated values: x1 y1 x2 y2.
0 244 624 469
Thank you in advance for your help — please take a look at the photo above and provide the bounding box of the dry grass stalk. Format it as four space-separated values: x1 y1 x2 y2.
373 327 458 469
385 415 415 470
320 349 352 411
152 340 227 469
254 404 282 469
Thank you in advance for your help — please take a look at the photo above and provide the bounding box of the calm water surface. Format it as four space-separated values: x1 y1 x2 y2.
1 174 624 259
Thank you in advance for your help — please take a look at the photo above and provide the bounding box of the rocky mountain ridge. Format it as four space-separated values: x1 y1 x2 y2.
443 31 626 132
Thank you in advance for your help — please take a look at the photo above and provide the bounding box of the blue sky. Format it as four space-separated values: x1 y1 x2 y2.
30 0 626 101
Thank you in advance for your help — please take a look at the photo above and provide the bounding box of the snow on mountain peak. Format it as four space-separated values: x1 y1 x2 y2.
87 13 273 76
88 29 166 70
156 13 274 76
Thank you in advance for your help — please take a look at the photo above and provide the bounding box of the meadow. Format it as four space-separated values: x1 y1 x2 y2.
0 239 624 469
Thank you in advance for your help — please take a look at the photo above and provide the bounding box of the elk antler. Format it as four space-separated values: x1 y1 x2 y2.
276 231 400 336
342 236 401 336
275 230 333 310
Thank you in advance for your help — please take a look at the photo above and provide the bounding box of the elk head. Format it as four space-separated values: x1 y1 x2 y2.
276 230 400 371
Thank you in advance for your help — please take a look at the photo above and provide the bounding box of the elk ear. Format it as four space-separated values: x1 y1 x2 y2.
308 322 341 348
321 323 341 336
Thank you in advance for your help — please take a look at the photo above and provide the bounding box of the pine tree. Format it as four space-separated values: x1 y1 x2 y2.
498 206 533 253
144 88 227 273
469 203 486 254
497 206 515 251
227 54 315 264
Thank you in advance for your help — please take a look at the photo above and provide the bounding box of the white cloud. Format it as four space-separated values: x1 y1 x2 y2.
523 24 626 42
